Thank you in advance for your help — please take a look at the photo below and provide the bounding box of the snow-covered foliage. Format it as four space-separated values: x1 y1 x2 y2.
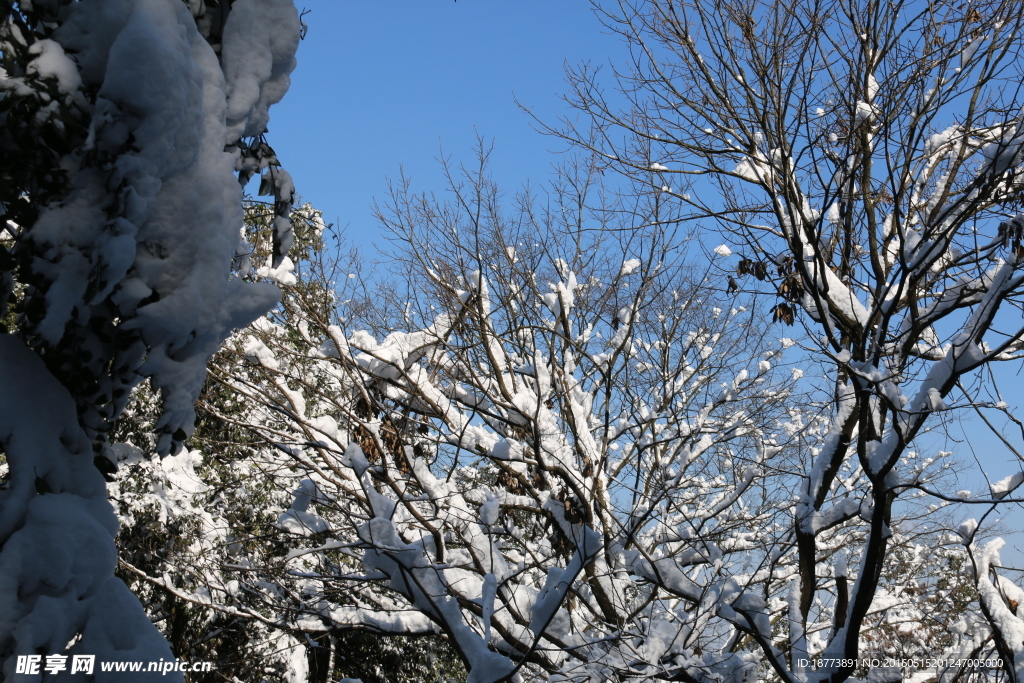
0 0 299 679
547 0 1024 680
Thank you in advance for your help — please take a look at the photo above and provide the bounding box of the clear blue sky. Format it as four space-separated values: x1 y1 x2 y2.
265 0 626 251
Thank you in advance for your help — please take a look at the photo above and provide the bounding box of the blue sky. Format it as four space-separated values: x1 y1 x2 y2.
265 1 626 252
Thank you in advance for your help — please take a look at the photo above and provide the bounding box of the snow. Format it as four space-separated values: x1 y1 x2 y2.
925 126 958 156
957 518 978 543
277 480 331 535
221 0 301 142
961 35 985 68
926 387 947 411
974 538 1024 671
244 335 280 370
30 0 294 452
341 443 370 478
528 526 601 636
359 513 517 683
734 158 766 182
480 573 497 643
480 492 500 526
866 74 879 101
27 39 82 94
257 254 298 285
854 100 875 125
159 448 208 499
805 497 860 534
787 578 807 669
834 550 848 578
0 336 176 679
826 202 840 223
991 472 1024 500
619 258 641 276
11 8 1017 669
542 271 578 318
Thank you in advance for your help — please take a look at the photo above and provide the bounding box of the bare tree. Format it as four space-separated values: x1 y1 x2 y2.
115 145 833 682
112 131 1019 681
539 0 1024 680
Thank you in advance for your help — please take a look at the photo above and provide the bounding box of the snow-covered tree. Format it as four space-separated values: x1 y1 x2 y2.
0 0 299 679
110 142 1017 682
129 146 823 682
541 0 1024 680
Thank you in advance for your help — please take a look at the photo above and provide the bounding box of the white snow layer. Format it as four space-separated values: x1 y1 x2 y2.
0 0 300 678
221 0 301 142
991 472 1024 500
0 336 177 679
32 0 298 453
27 39 83 93
619 258 641 276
